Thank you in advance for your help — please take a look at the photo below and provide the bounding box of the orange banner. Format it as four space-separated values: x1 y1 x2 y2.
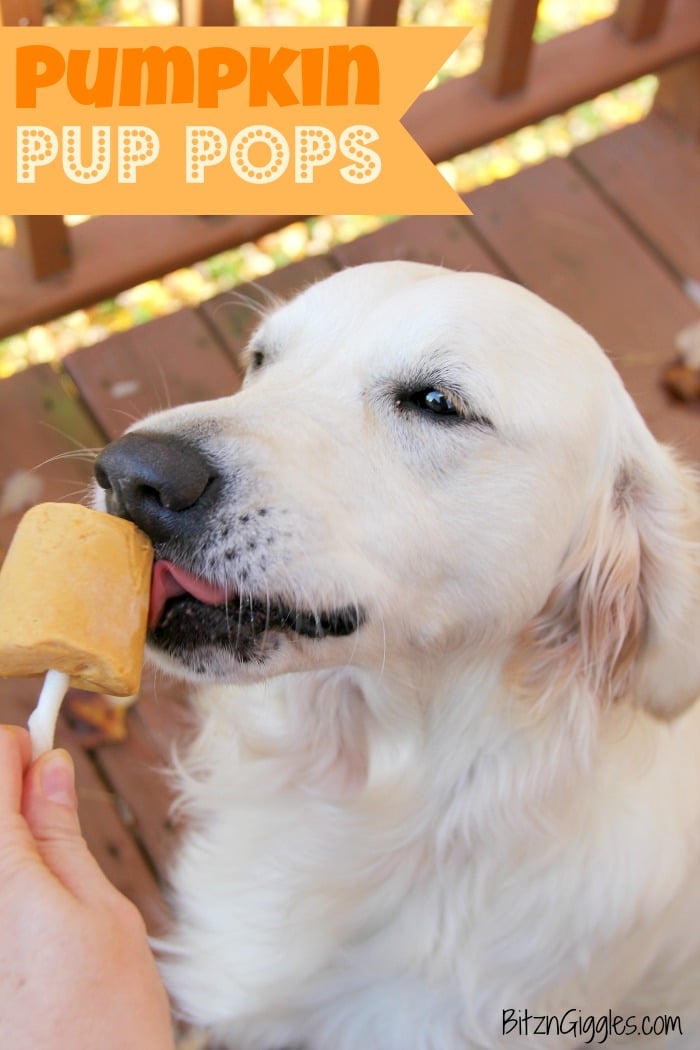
0 26 470 215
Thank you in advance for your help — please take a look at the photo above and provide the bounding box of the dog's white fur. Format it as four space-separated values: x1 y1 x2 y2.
135 264 699 1049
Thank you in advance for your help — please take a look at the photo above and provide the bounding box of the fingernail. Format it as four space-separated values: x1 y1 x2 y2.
41 750 77 807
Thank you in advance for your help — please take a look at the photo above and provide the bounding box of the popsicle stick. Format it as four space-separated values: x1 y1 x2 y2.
28 670 70 760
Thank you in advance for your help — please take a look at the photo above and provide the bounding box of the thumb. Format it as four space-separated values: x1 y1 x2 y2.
22 749 116 905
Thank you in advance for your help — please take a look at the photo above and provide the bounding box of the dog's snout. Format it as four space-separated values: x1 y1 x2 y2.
95 432 219 542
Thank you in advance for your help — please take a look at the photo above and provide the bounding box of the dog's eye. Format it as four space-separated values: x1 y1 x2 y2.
249 350 265 372
407 389 459 416
393 386 492 429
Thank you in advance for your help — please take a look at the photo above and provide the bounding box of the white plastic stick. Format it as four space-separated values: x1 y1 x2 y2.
28 670 70 761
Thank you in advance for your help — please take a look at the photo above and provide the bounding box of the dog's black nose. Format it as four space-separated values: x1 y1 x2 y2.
95 432 219 542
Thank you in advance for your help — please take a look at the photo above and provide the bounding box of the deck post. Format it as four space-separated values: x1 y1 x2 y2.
654 56 700 139
479 0 539 98
12 217 73 281
180 0 235 26
613 0 670 43
0 0 42 24
347 0 400 27
2 0 74 283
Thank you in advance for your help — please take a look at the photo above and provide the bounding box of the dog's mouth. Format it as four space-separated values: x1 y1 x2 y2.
148 560 363 671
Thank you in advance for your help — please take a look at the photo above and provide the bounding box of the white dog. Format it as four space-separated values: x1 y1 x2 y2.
95 263 700 1050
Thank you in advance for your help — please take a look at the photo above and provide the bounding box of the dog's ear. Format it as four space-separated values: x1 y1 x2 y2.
509 449 700 719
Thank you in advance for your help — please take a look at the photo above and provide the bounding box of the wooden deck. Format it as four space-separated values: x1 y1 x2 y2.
0 111 699 938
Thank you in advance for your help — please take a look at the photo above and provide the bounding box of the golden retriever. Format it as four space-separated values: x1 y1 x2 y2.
95 262 700 1049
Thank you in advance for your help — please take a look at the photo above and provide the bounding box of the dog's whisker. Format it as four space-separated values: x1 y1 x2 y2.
108 408 146 426
29 446 103 473
246 593 256 645
57 486 95 505
235 588 246 658
261 589 272 650
223 589 232 638
153 359 174 413
211 283 283 329
227 291 269 318
37 420 102 453
241 280 285 311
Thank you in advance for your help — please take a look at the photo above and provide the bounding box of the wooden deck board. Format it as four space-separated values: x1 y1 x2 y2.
0 214 300 342
93 704 182 875
0 365 103 549
572 113 700 287
59 305 247 903
0 365 176 927
331 215 506 274
52 715 170 935
0 113 698 962
466 154 699 457
64 308 243 440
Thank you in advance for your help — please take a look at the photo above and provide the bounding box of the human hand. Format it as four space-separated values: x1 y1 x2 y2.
0 725 175 1049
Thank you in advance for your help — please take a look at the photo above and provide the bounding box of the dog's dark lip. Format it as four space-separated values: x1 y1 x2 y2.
151 593 363 640
147 559 364 669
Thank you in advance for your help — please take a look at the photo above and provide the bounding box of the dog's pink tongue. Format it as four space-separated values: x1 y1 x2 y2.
149 560 230 630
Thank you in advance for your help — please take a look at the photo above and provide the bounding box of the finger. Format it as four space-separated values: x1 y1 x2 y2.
22 749 121 906
2 725 32 770
0 725 31 821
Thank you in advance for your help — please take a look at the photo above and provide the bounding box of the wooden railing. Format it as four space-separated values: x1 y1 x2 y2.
0 0 699 339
